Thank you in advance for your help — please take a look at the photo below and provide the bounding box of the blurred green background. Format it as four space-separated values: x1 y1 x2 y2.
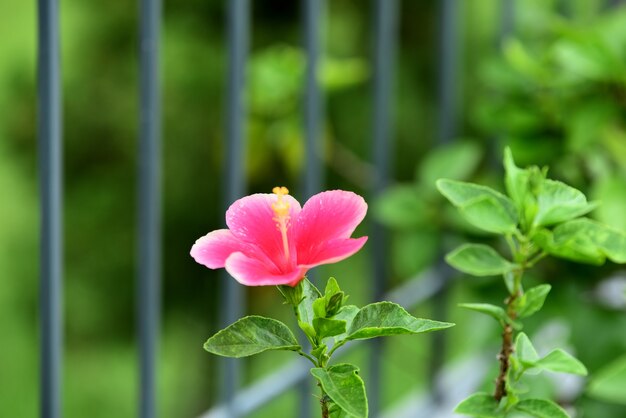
2 0 626 416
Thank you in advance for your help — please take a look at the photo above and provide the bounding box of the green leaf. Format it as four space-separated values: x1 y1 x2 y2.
311 364 368 418
535 349 587 376
331 305 360 343
515 332 540 365
462 195 520 234
324 277 345 316
313 318 347 339
459 303 519 328
446 244 515 276
533 227 604 265
204 316 300 358
587 354 626 405
513 398 569 418
313 297 327 319
454 393 504 417
503 147 530 213
297 278 323 326
437 179 518 234
514 333 587 376
325 277 341 297
419 141 482 189
516 284 551 319
533 179 597 227
535 219 626 265
345 302 454 341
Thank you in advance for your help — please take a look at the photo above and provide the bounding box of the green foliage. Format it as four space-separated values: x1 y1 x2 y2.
311 364 368 418
203 316 300 358
446 244 515 276
440 148 622 418
205 277 453 417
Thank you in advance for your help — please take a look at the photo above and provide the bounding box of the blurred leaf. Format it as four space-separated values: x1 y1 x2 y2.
446 244 515 276
566 99 616 153
373 185 429 229
554 34 619 82
503 38 547 82
458 303 519 328
455 393 504 417
437 179 518 233
321 58 369 91
418 141 482 191
513 398 569 418
592 175 626 231
345 302 454 342
249 45 304 116
533 179 597 227
515 284 551 319
588 354 626 405
204 316 300 358
311 364 367 418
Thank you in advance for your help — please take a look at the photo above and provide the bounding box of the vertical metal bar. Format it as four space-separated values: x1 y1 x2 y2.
436 0 458 145
370 0 399 415
607 0 622 8
138 0 162 415
221 0 249 415
430 0 459 406
300 0 324 416
499 0 515 43
38 0 63 417
303 0 324 200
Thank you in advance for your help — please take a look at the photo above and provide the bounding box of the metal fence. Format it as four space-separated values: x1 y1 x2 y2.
37 0 519 417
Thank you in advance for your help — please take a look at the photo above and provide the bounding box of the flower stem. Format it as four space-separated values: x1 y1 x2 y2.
319 383 330 418
494 297 517 402
494 259 525 402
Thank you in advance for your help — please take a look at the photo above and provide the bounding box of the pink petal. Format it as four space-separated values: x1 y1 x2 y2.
226 193 301 270
295 190 367 263
299 237 368 268
225 252 308 286
190 229 243 269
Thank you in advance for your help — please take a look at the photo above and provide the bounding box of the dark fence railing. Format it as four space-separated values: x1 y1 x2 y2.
38 0 63 417
35 0 549 417
137 0 162 417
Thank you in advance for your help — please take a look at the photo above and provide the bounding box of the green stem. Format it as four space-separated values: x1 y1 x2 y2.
299 350 319 366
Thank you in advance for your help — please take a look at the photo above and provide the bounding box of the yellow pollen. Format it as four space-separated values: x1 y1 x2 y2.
271 186 291 259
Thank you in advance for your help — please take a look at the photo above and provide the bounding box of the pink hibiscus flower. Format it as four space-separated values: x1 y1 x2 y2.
190 187 368 286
